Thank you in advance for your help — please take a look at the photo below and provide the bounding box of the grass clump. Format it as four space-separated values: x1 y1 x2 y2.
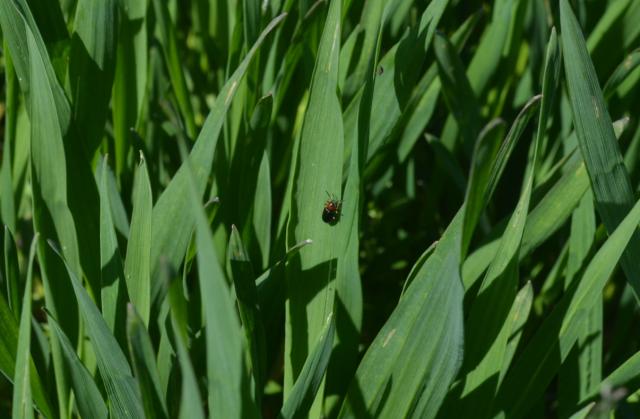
1 0 640 418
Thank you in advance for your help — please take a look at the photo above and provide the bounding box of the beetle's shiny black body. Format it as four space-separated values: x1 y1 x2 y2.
322 197 342 226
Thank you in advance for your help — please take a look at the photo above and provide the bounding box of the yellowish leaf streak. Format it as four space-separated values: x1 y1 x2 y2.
382 329 396 348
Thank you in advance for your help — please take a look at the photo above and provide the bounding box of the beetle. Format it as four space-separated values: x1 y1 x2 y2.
322 192 342 226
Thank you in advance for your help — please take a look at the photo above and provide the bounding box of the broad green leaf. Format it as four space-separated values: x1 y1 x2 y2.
339 211 464 419
124 154 153 326
326 4 382 413
561 0 640 299
48 314 108 419
50 242 144 419
150 14 286 301
127 304 168 419
11 235 38 419
284 1 343 416
280 313 336 419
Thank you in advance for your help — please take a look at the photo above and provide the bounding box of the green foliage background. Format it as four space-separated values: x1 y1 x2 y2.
0 0 640 417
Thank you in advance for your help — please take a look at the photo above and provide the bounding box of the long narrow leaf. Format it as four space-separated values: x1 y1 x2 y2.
50 242 144 419
280 314 336 419
284 1 343 415
124 154 153 326
11 235 38 419
47 314 108 419
561 0 640 298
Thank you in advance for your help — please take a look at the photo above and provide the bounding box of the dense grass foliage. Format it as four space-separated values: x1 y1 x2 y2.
1 0 640 417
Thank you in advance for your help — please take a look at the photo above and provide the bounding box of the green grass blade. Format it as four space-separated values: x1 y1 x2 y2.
254 152 272 270
49 242 144 419
104 162 130 238
560 0 640 298
98 156 127 338
227 94 273 270
485 95 542 203
11 235 38 419
461 119 505 258
4 226 20 317
342 0 384 96
466 0 517 96
167 278 206 419
47 313 109 419
434 31 482 154
124 154 153 326
495 196 640 418
112 0 149 178
326 4 382 413
568 403 596 419
339 211 464 419
0 288 51 418
500 281 534 384
150 13 286 301
1 45 18 232
69 0 117 153
534 27 563 160
126 304 169 419
151 0 197 138
560 191 598 414
595 349 640 398
284 0 343 414
603 49 640 99
228 225 267 409
178 138 246 418
279 313 335 419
